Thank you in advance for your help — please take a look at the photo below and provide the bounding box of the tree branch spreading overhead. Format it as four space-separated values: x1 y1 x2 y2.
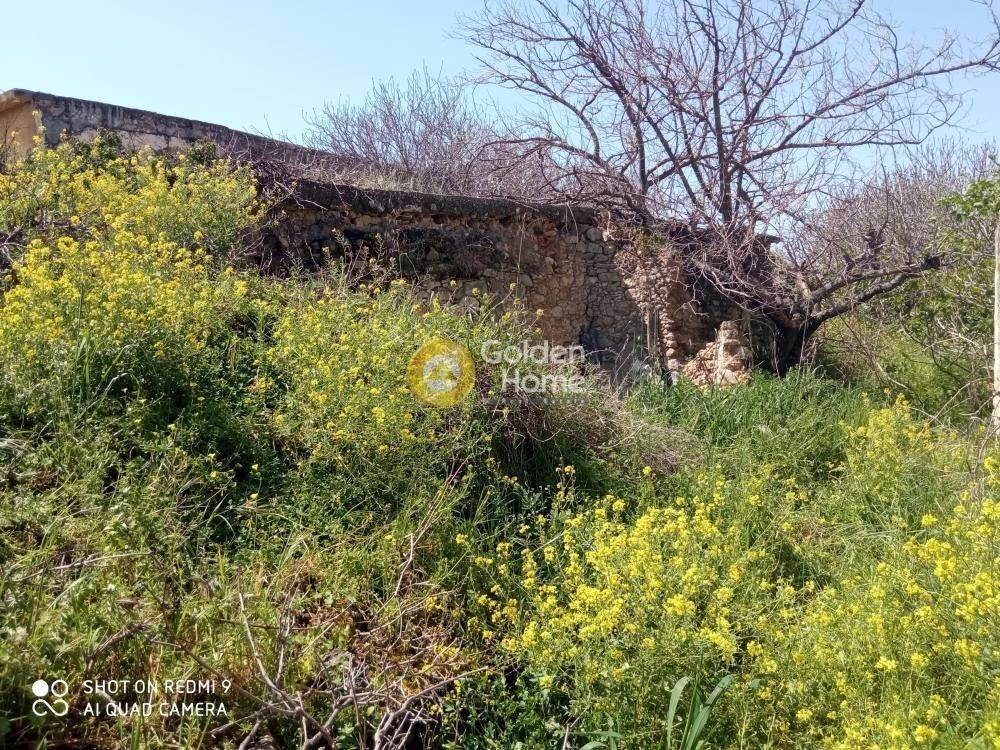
459 0 1000 368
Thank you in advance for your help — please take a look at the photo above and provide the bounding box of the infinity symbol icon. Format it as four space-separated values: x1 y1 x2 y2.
31 679 69 717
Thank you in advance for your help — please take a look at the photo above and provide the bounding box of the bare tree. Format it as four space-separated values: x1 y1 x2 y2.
458 0 1000 370
814 141 997 412
307 68 485 193
306 67 556 198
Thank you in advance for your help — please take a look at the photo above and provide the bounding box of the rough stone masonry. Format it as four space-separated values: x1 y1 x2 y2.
0 88 752 384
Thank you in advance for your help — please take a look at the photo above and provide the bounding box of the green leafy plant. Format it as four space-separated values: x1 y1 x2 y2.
662 673 735 750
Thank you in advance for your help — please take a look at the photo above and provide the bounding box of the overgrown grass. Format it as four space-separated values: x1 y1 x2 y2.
631 369 871 477
1 141 998 750
475 375 997 749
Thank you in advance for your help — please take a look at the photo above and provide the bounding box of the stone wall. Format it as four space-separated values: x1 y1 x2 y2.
0 88 348 177
263 181 748 378
264 181 651 369
1 87 750 382
617 240 748 376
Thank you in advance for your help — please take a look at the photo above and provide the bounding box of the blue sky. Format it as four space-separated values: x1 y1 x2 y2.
1 0 998 145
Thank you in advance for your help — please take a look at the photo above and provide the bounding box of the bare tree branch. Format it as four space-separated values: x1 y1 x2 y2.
458 0 1000 369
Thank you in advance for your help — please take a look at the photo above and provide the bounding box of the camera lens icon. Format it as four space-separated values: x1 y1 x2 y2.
31 679 69 717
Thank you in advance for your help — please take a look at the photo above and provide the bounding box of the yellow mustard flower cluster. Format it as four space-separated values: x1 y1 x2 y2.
840 394 961 519
480 399 999 747
743 468 999 749
483 472 772 713
263 281 522 472
0 135 259 253
266 287 441 462
0 234 246 413
0 138 260 413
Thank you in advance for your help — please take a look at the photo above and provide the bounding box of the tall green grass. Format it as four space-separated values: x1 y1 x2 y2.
631 368 872 482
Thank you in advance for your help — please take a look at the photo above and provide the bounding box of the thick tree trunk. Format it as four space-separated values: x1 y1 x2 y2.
767 318 815 376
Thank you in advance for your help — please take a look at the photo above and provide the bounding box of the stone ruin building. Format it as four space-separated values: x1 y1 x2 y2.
0 88 753 385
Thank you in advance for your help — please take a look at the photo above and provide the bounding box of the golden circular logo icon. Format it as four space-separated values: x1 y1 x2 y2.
407 338 475 407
